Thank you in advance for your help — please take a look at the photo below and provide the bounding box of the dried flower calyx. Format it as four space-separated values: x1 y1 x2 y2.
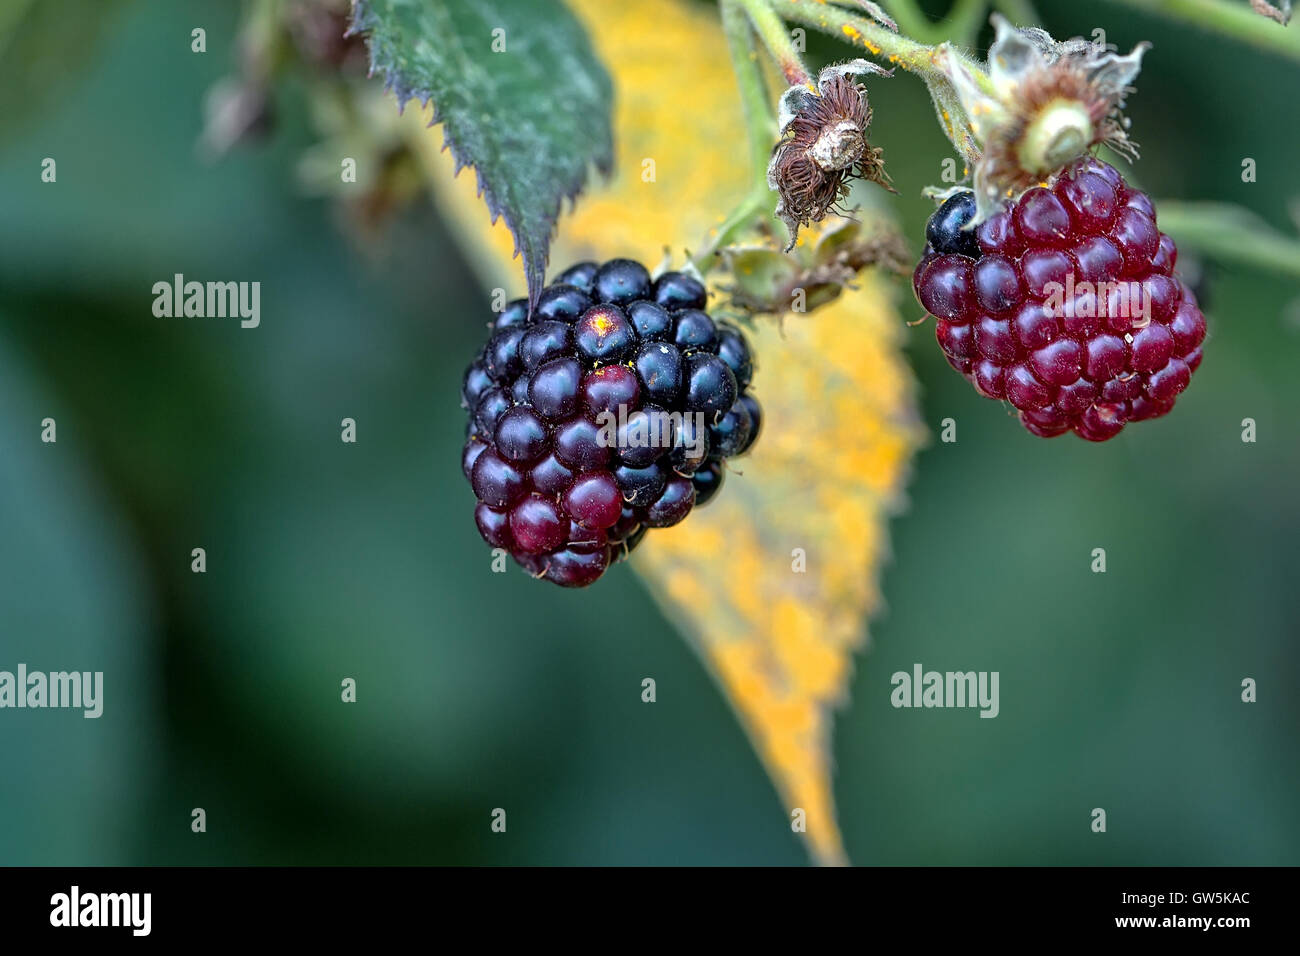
723 216 909 317
938 14 1150 224
768 60 895 251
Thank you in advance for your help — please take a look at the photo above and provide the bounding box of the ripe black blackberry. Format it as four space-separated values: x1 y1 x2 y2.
462 259 761 586
913 158 1207 441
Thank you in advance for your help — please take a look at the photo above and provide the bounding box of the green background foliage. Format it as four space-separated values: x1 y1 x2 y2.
0 0 1296 864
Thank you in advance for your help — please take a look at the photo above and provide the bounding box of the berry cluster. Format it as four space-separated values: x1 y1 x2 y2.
462 259 761 586
913 157 1206 440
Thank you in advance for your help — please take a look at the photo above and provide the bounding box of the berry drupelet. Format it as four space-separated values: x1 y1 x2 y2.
913 158 1207 441
461 259 761 586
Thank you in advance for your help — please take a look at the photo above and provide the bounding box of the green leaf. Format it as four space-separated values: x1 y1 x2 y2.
350 0 614 305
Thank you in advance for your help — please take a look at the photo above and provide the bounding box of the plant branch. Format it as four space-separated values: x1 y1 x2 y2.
936 0 989 47
723 0 777 180
881 0 946 43
881 0 989 45
693 0 781 271
767 0 992 90
696 0 1003 269
1108 0 1300 63
1155 201 1300 279
738 0 813 84
765 0 994 166
990 0 1041 27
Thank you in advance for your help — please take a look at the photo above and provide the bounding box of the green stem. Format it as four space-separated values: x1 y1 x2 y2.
883 0 945 43
692 188 772 271
696 0 999 267
1108 0 1300 63
883 0 988 46
693 0 781 271
1154 201 1300 279
766 0 993 165
935 0 989 47
990 0 1041 27
723 0 776 179
766 0 992 91
737 0 813 84
924 74 980 167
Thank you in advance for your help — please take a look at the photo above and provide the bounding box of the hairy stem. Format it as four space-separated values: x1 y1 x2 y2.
766 0 994 94
766 0 993 168
737 0 813 84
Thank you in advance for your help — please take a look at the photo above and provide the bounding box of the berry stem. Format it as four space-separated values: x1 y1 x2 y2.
692 0 784 272
760 0 994 165
721 0 778 182
764 0 995 95
736 0 814 85
691 188 771 272
923 74 980 167
696 0 998 270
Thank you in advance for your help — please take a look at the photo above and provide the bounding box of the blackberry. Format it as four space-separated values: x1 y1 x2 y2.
461 259 762 586
913 158 1207 441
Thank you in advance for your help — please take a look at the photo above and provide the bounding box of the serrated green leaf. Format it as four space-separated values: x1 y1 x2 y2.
350 0 613 305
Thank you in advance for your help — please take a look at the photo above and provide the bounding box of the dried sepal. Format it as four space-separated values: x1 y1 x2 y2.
768 60 895 251
845 1 898 33
1249 0 1292 25
936 14 1149 223
723 215 910 316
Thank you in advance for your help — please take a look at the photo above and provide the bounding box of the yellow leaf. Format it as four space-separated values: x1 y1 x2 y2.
403 0 923 865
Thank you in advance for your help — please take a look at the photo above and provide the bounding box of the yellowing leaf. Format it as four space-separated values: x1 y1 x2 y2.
403 0 923 865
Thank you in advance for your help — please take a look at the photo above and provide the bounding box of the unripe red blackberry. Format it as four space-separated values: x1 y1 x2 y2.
461 262 761 586
913 158 1206 441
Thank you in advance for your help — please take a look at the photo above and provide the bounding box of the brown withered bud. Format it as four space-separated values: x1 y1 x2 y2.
768 60 895 251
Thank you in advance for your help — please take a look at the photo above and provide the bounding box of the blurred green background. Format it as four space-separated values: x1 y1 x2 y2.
1 0 1296 865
